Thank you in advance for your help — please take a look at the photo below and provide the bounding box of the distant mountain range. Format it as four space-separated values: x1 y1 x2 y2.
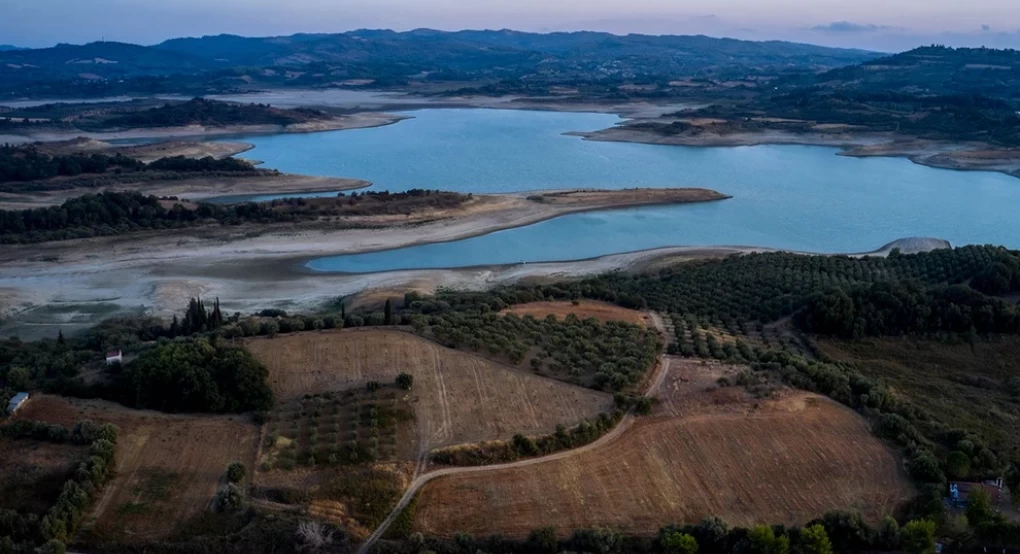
1 30 1018 102
154 29 878 71
0 29 879 92
0 45 24 51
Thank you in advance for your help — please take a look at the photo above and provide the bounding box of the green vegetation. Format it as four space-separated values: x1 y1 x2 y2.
324 466 406 531
798 280 1020 338
0 144 253 186
430 411 623 466
114 337 273 413
802 46 1020 100
0 420 119 554
99 98 328 129
547 245 1020 323
263 388 413 469
679 90 1020 146
0 189 471 244
225 462 246 484
378 512 944 554
816 336 1020 456
414 305 661 392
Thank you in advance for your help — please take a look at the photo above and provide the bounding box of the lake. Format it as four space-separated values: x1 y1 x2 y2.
226 109 1020 273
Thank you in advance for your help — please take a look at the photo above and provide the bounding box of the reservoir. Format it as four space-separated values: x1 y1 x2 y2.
228 109 1020 272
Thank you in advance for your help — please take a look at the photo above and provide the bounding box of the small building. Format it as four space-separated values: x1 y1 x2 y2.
6 392 29 415
105 350 123 365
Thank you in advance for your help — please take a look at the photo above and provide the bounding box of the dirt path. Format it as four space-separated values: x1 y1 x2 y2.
356 313 674 553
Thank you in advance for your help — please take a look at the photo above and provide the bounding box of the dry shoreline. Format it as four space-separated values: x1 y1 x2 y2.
0 188 730 334
0 112 410 144
571 126 1020 179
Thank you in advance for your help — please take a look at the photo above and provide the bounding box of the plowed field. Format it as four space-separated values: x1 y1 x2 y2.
246 329 613 451
413 360 912 536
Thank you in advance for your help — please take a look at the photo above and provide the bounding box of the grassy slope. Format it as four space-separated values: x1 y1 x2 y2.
817 337 1020 453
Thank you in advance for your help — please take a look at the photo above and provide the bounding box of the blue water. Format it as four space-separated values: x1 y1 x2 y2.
224 109 1020 273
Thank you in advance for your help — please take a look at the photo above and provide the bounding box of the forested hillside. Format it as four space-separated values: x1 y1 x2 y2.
796 46 1020 100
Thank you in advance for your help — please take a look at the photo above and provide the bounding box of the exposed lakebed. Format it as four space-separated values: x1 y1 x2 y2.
223 109 1020 273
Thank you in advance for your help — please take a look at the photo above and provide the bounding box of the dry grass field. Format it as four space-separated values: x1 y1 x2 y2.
412 360 913 537
246 329 613 452
15 395 260 541
502 300 650 327
0 437 87 514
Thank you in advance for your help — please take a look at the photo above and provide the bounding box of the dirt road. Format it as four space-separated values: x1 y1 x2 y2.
356 313 673 553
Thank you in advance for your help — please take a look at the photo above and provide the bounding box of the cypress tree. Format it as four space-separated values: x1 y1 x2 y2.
384 299 393 325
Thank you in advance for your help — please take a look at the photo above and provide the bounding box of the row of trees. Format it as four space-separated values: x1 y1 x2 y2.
383 512 940 554
431 411 623 466
428 311 661 392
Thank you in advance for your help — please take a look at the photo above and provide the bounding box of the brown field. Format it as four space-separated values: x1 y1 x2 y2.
15 395 259 541
245 329 613 452
0 437 88 514
413 360 912 537
502 300 650 327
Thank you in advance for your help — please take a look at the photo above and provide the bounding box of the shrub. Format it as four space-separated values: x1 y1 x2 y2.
226 462 247 483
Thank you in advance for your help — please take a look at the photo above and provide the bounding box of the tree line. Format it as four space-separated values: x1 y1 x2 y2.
0 144 254 185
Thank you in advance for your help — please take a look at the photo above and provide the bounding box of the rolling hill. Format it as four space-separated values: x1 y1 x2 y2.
797 45 1020 99
0 41 225 85
154 28 879 77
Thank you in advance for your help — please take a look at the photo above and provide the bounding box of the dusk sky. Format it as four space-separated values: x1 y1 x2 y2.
4 0 1020 51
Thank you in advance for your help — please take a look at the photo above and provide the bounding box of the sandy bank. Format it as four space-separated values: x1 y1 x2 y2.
0 236 948 340
0 112 410 144
573 125 1020 179
0 173 370 210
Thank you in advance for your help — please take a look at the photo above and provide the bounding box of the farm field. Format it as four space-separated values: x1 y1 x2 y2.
246 329 614 451
817 336 1020 453
14 395 260 541
502 300 650 327
260 386 416 470
0 437 87 515
412 360 913 537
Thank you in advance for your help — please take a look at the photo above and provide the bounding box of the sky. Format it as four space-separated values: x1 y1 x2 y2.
4 0 1020 52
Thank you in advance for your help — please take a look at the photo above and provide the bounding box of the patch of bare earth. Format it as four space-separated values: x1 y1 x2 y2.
412 360 913 537
502 300 650 327
245 328 613 452
15 395 259 541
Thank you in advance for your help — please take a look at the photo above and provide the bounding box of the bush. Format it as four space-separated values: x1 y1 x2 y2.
226 462 247 484
396 372 413 390
215 483 245 513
